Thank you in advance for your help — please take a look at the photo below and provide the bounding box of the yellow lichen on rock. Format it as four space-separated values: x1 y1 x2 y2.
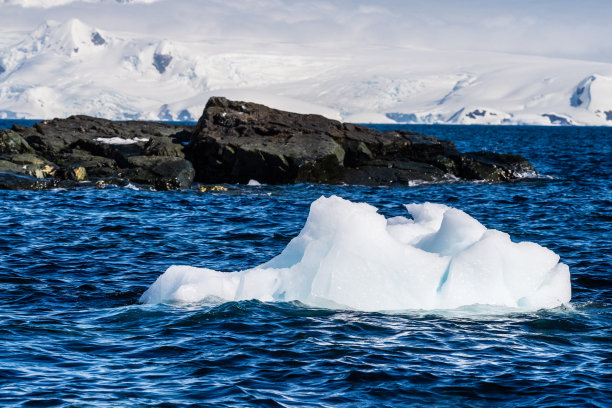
198 185 228 192
72 166 87 181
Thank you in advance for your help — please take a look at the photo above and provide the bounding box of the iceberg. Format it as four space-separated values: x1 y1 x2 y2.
140 196 571 311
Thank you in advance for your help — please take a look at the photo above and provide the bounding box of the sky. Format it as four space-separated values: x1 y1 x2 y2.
0 0 610 62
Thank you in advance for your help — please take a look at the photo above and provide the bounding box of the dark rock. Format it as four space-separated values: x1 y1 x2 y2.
144 136 186 158
56 149 117 178
467 109 489 119
0 172 53 190
188 97 534 185
0 172 85 190
342 161 446 186
0 155 57 179
0 129 34 154
56 165 88 182
91 32 105 46
571 86 585 107
430 155 457 174
125 156 195 190
23 115 192 158
1 115 194 190
0 160 25 175
9 153 46 166
0 97 535 190
454 151 535 181
153 53 172 74
189 97 346 184
542 113 572 126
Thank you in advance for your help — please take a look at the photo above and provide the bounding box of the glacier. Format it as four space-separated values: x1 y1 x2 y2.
140 196 571 312
0 1 611 125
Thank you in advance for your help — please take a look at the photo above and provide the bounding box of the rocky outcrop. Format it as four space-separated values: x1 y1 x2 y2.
188 97 535 186
0 97 535 190
1 116 194 190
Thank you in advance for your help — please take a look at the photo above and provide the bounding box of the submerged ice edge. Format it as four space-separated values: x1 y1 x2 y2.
140 196 571 312
139 297 577 318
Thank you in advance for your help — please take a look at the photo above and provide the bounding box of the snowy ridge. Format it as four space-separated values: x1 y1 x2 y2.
0 4 611 124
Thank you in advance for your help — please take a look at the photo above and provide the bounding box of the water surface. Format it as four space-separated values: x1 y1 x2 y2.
0 122 610 406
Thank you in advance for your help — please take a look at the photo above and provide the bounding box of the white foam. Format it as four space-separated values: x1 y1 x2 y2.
140 196 571 311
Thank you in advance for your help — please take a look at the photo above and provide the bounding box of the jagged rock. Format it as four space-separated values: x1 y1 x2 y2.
0 160 25 174
9 153 45 166
0 97 535 189
0 129 34 154
455 152 535 181
57 149 118 178
143 136 186 158
8 153 58 178
342 161 446 185
188 97 534 185
57 166 88 182
189 97 346 184
20 115 192 161
0 155 57 179
125 156 195 190
0 172 60 190
3 115 194 189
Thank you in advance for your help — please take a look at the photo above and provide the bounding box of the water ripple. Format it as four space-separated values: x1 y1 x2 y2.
0 124 610 406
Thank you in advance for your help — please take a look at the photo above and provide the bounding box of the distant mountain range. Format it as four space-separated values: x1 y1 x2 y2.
0 9 611 125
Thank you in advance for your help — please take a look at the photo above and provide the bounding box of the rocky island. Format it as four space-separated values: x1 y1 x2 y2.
0 97 535 190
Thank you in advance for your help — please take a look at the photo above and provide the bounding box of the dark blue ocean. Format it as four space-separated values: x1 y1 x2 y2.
1 121 610 407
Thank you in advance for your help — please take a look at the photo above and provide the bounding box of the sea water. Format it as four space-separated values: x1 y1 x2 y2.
0 122 610 406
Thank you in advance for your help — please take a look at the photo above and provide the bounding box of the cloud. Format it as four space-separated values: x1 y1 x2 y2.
0 0 610 61
0 0 159 7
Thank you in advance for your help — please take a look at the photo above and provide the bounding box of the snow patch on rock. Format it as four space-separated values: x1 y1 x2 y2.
95 136 149 144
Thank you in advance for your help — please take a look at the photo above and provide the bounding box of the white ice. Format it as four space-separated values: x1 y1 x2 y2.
140 196 571 312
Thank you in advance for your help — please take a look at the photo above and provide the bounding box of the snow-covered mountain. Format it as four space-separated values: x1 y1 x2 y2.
0 0 611 125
